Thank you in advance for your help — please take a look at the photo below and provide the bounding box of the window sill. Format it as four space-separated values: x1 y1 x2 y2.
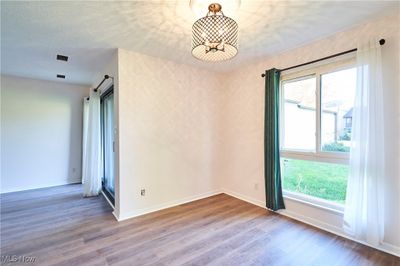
283 190 344 215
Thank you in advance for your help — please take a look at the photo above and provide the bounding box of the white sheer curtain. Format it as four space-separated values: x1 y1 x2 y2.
82 90 102 197
344 39 385 246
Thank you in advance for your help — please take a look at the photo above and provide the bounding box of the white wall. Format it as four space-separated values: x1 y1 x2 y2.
1 75 89 193
218 12 400 254
116 49 223 220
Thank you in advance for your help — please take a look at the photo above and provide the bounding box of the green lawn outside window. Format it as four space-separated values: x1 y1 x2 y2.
282 158 349 204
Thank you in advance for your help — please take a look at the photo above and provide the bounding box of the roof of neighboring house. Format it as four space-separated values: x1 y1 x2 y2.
343 108 353 118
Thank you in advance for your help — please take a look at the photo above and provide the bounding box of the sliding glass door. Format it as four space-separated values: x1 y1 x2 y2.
101 87 115 204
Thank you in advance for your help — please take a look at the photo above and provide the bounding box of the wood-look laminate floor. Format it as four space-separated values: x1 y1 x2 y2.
1 184 399 266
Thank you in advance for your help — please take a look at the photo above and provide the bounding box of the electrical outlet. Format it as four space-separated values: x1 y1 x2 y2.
140 189 145 196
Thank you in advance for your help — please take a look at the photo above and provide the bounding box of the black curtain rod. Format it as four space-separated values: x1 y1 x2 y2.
261 39 385 77
86 75 111 100
93 75 110 92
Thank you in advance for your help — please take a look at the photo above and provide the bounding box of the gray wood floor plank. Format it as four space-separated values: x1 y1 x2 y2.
1 184 398 266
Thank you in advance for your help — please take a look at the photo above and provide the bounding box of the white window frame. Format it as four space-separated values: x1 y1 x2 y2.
279 57 356 211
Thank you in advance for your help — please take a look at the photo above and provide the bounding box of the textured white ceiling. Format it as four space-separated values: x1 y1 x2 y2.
1 0 398 85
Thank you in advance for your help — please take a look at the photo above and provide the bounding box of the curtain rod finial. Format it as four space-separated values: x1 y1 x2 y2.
261 73 266 78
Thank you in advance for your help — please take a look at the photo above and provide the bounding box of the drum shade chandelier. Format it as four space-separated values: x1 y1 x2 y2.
191 3 238 61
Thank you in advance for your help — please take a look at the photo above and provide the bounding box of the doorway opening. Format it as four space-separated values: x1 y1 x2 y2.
101 86 115 205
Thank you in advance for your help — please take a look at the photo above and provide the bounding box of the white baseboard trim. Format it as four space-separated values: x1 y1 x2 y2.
0 178 82 194
98 190 120 222
112 211 120 221
116 189 223 221
279 209 400 257
221 188 400 257
221 188 265 208
380 241 400 257
100 191 122 223
100 190 115 210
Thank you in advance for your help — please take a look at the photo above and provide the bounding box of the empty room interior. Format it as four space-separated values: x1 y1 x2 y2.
1 0 400 265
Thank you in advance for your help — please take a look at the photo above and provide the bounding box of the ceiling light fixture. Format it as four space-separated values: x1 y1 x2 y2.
191 3 238 61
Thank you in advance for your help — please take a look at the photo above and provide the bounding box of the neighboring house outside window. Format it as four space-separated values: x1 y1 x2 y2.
343 108 353 130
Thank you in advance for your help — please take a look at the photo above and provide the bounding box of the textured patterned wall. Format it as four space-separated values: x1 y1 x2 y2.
117 49 225 217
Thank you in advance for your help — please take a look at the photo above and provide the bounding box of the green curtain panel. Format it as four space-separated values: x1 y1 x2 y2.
264 68 285 211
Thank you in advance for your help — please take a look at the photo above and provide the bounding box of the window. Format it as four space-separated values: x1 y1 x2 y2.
282 158 349 204
280 60 356 208
321 68 356 153
282 76 316 151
